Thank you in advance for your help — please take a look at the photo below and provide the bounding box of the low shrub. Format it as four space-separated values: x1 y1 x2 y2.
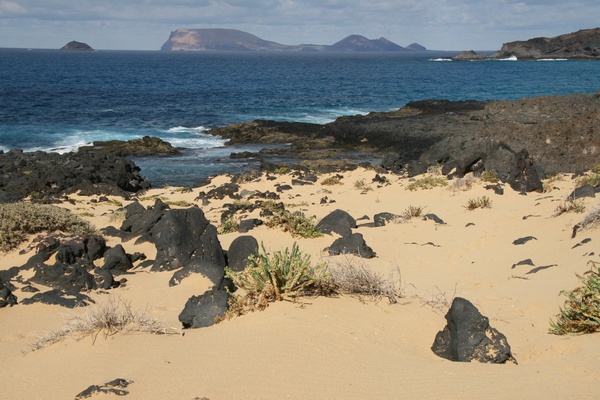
553 199 586 217
265 209 322 238
576 171 600 188
224 243 332 317
218 215 239 234
0 202 96 252
407 176 448 191
321 176 343 186
464 196 492 210
480 170 499 183
353 178 373 192
401 205 426 220
549 261 600 335
327 257 403 303
27 297 179 352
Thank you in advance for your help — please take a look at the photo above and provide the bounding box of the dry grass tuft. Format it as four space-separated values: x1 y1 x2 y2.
26 297 180 352
577 208 600 232
553 199 586 217
464 196 492 210
327 257 403 304
401 205 426 220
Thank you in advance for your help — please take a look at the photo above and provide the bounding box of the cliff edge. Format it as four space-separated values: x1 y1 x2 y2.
492 28 600 60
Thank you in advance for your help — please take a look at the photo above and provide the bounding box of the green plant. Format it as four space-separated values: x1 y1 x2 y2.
402 205 426 220
353 178 373 192
576 171 600 188
274 166 289 174
407 176 448 191
0 202 96 252
464 196 492 210
266 209 322 238
480 170 500 183
224 243 332 317
218 215 240 234
549 261 600 335
542 173 564 193
553 199 586 216
321 176 343 186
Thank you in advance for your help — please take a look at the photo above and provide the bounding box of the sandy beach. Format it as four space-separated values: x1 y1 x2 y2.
1 167 599 399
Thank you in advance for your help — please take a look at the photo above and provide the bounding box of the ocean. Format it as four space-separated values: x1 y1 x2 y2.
1 48 600 186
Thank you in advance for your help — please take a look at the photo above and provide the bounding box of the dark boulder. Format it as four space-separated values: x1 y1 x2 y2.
94 269 118 290
81 136 179 157
567 184 596 200
227 236 259 273
151 206 226 272
101 244 133 273
374 212 398 227
117 199 169 240
238 218 263 233
179 288 230 329
0 149 150 201
0 279 18 307
421 139 543 192
431 297 517 364
30 260 96 293
316 209 357 237
422 214 446 225
328 233 376 258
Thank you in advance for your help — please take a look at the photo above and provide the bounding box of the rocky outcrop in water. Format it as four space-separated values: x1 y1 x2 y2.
79 136 180 157
208 92 600 186
492 28 600 60
0 149 150 202
60 41 94 51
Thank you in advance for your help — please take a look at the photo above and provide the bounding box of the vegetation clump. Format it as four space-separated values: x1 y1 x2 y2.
224 243 332 316
327 257 403 303
480 170 500 183
401 205 426 220
549 261 600 335
553 199 586 216
218 215 240 234
27 297 179 352
321 176 343 186
576 168 600 188
353 178 373 192
0 202 96 252
407 176 448 191
464 196 492 210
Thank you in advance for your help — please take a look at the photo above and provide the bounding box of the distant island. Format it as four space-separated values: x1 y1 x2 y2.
60 41 94 51
160 29 425 52
453 28 600 60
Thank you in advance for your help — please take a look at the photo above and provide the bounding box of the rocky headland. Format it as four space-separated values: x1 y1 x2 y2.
453 28 600 60
208 92 600 191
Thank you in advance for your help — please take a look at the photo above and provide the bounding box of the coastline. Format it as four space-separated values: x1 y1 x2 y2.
1 165 599 399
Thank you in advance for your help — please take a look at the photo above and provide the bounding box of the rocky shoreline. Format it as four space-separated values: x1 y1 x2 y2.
1 92 599 203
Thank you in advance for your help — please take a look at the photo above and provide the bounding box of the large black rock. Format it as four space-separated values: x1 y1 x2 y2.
316 209 357 237
151 206 226 272
179 288 230 329
420 139 543 193
431 297 517 364
30 260 96 293
0 279 17 307
327 233 376 258
0 149 149 202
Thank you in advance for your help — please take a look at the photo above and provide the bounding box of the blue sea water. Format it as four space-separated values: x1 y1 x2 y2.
1 48 600 186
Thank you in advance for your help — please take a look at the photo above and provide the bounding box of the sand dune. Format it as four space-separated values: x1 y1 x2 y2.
1 168 599 399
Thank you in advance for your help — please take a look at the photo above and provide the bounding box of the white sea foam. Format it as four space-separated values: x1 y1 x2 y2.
162 126 226 149
429 58 453 62
165 126 207 134
497 55 518 61
537 58 568 61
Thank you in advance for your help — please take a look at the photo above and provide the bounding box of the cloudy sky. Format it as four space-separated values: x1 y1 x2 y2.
0 0 598 50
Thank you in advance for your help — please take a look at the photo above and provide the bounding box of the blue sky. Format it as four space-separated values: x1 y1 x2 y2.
1 0 598 50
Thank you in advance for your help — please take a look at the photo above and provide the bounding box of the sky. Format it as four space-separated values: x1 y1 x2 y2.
0 0 598 51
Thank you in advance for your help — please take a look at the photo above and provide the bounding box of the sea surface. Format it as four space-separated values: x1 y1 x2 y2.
1 48 600 186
